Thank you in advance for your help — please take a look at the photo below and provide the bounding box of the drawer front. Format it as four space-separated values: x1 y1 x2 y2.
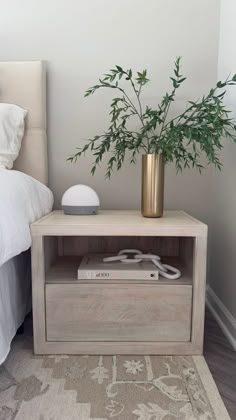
45 284 192 342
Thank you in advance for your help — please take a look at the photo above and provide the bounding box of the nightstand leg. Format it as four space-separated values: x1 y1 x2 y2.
191 236 208 353
31 235 46 353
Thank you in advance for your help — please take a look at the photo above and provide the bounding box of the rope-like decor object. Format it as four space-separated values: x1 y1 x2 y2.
103 249 181 280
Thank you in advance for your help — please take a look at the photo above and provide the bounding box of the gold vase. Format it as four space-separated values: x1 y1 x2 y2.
141 154 164 218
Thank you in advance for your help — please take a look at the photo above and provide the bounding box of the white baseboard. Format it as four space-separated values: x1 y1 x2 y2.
206 286 236 351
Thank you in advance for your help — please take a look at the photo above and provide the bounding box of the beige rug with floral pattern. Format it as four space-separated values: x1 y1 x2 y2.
0 320 230 420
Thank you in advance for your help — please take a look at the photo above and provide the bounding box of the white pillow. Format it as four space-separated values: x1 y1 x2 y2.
0 103 27 169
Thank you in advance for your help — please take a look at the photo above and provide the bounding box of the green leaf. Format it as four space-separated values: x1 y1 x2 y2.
170 77 177 88
69 58 236 177
217 81 226 88
116 65 123 72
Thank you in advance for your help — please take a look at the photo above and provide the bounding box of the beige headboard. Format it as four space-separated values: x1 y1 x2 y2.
0 61 48 184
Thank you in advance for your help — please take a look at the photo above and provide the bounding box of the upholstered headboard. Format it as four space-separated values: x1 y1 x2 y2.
0 61 48 184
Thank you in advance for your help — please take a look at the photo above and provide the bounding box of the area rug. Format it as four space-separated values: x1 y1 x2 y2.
0 324 230 420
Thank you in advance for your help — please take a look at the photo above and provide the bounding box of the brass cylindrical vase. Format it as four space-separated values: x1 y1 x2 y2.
141 154 164 218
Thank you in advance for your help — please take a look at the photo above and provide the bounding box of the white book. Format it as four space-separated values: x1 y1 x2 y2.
77 254 159 281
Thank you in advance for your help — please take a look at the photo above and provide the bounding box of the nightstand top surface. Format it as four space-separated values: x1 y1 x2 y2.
31 210 207 237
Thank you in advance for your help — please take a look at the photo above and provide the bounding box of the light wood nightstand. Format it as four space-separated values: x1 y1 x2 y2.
31 210 207 355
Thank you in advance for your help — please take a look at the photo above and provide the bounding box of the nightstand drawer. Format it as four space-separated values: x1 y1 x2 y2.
45 284 192 342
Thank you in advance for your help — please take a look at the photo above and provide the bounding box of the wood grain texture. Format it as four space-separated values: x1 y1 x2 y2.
62 236 180 257
191 236 208 353
45 284 192 342
33 341 200 355
44 236 57 272
31 235 46 353
31 210 207 355
31 210 207 237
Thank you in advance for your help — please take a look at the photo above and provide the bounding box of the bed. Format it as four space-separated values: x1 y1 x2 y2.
0 61 53 364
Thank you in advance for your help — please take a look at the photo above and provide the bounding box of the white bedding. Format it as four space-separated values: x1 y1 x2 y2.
0 169 53 266
0 250 31 365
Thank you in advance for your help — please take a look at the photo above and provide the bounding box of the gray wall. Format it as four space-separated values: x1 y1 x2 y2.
0 0 220 216
208 0 236 319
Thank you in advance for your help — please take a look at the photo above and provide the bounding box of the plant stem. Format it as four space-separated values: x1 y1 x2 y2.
131 79 144 121
123 74 153 153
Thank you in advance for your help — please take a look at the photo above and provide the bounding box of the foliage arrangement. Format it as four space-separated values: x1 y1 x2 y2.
68 57 236 178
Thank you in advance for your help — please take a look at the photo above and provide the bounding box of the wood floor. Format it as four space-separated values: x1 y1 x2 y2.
204 309 236 419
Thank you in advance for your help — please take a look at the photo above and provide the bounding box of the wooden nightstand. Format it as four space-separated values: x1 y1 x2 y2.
31 210 207 355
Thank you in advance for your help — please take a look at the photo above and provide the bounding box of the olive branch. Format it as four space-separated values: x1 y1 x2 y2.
68 57 236 178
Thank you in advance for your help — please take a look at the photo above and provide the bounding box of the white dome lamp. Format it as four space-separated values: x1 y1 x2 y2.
61 184 100 215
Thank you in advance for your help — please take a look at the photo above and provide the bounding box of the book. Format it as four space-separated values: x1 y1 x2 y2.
77 254 159 281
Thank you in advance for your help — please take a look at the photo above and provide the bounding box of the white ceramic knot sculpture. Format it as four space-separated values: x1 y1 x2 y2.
103 249 181 280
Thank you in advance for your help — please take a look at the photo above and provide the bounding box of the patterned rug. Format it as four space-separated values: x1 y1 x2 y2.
0 321 230 420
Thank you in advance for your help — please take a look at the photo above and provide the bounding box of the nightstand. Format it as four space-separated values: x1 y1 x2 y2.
31 210 207 355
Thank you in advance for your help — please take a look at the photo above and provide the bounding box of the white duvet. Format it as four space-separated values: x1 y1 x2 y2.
0 169 53 266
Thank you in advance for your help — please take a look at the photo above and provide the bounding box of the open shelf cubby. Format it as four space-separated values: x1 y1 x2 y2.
44 235 194 286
